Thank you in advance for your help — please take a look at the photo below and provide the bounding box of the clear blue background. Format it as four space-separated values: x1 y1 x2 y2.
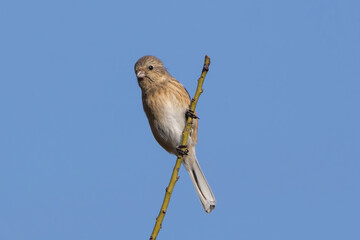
1 1 359 239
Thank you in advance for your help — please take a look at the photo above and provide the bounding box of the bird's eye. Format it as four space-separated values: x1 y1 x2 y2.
148 65 154 70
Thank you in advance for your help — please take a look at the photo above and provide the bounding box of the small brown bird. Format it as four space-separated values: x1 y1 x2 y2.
134 55 216 213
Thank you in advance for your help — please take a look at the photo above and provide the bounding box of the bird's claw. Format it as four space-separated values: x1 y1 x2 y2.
185 109 199 119
176 145 189 156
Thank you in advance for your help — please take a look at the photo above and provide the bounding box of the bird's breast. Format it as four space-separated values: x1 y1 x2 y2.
142 90 187 154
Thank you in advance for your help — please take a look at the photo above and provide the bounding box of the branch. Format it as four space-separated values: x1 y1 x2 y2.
150 55 211 240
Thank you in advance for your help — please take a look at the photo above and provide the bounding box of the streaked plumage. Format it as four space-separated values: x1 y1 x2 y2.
134 55 216 213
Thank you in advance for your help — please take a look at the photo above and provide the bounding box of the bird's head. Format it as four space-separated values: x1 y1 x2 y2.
134 55 170 90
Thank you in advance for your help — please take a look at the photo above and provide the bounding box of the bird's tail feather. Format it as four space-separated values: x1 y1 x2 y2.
183 148 216 213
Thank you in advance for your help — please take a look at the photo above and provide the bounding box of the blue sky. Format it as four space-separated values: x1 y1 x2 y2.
1 0 359 239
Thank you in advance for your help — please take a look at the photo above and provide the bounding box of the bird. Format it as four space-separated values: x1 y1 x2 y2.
134 55 216 213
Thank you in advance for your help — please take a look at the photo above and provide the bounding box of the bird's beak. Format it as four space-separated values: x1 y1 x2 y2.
136 71 145 79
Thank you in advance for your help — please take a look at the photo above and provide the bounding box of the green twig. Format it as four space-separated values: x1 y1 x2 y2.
150 55 211 240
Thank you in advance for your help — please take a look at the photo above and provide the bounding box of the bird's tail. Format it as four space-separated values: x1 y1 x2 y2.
183 148 216 213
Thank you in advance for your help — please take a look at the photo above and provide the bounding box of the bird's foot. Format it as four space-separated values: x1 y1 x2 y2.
176 145 189 156
185 109 199 119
